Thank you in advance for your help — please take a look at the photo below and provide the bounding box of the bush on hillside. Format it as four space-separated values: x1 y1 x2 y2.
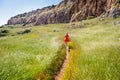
0 26 3 28
8 26 14 29
17 29 31 34
68 42 74 49
0 29 9 37
87 16 95 19
23 29 31 33
0 33 6 37
1 30 9 33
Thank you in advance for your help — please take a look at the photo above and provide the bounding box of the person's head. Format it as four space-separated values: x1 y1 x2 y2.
66 32 68 35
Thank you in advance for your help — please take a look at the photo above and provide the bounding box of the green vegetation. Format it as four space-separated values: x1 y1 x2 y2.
0 17 120 80
35 45 66 80
87 16 95 19
0 29 9 37
61 17 120 80
0 24 66 80
17 29 31 34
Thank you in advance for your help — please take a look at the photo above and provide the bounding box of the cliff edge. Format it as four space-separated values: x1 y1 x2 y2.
7 0 120 25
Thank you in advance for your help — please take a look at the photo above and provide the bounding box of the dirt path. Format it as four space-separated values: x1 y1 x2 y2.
55 46 69 80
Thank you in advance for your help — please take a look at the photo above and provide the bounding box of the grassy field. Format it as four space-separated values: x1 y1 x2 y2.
0 24 66 80
61 17 120 80
0 17 120 80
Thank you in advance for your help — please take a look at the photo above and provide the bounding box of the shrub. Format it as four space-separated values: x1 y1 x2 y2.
53 30 59 32
8 26 13 28
1 30 9 33
23 29 31 33
68 41 74 49
0 33 6 37
17 29 31 34
0 30 9 37
0 26 3 28
87 16 95 19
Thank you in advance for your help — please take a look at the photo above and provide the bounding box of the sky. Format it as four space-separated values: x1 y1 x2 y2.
0 0 62 26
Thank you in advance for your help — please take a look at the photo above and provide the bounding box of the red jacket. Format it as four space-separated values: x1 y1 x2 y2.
64 34 70 43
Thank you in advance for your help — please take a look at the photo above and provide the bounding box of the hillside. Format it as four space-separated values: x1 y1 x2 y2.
0 0 120 80
0 17 120 80
61 17 120 80
7 0 120 26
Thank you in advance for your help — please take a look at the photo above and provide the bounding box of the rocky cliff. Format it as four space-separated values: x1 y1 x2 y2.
7 0 120 25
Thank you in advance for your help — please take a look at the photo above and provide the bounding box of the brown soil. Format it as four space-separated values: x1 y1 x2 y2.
55 46 69 80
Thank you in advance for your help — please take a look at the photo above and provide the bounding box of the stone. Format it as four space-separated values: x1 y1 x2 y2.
7 0 120 26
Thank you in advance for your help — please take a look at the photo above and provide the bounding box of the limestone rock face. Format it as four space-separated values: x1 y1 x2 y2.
106 1 120 18
7 0 120 25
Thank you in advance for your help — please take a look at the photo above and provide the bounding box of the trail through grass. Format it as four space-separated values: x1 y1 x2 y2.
0 24 66 80
61 43 79 80
61 17 120 80
0 17 120 80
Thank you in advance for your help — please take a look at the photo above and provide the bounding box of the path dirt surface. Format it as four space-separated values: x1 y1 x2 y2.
55 46 69 80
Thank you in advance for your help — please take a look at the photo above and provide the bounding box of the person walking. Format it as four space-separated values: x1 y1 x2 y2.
64 32 70 46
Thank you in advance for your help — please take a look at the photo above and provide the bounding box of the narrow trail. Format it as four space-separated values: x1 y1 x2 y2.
55 46 69 80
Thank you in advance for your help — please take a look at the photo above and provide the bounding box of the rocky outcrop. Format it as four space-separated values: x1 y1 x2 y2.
70 0 120 21
7 0 120 25
7 6 56 25
105 0 120 18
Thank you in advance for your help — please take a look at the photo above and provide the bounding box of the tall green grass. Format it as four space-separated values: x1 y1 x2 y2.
0 24 67 80
62 17 120 80
0 17 120 80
